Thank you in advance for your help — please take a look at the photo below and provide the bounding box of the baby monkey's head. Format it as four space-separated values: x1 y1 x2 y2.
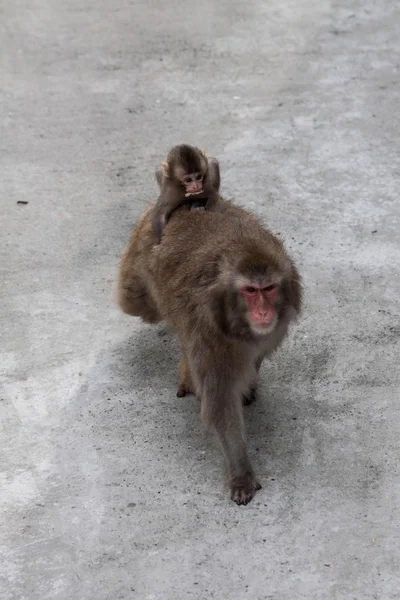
167 144 208 195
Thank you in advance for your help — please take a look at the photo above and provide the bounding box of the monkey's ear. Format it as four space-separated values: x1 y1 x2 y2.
290 269 302 314
161 161 169 177
283 264 302 314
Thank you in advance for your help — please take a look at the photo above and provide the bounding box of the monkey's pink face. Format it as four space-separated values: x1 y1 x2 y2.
240 282 280 335
182 173 204 194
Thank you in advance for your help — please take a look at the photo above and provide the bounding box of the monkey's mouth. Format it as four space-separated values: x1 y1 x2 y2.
250 316 278 336
185 190 203 197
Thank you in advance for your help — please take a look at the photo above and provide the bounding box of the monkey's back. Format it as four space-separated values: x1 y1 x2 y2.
148 198 294 330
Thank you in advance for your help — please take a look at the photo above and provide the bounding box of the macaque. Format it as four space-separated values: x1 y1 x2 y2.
117 197 302 505
152 144 220 242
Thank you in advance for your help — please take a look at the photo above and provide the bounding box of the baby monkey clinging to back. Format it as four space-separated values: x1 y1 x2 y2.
152 144 220 242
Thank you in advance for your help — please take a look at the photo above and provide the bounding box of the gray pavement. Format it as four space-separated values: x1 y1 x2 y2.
1 0 400 598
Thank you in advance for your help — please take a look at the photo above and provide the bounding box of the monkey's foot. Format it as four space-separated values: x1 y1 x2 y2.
242 386 257 406
230 474 262 506
176 383 195 398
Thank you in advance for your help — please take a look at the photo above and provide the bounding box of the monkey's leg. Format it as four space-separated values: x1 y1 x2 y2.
177 354 196 398
195 370 261 505
118 275 161 324
242 356 263 406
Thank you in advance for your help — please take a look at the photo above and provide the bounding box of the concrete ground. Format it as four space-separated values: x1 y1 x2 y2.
1 0 400 598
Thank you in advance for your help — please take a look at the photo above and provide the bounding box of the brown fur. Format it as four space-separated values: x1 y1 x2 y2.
152 144 220 243
117 196 302 505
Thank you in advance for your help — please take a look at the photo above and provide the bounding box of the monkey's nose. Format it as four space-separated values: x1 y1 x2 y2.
188 183 202 193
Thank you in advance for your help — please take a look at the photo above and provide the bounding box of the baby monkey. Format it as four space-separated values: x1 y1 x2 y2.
153 144 220 242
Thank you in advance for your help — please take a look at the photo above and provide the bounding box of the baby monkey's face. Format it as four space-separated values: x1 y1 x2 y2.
181 172 204 195
173 160 207 196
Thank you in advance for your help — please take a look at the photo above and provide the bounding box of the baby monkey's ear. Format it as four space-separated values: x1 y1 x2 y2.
155 161 170 189
161 161 169 177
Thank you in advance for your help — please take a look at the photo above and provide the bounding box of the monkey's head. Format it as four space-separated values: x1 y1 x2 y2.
166 144 208 196
214 242 301 339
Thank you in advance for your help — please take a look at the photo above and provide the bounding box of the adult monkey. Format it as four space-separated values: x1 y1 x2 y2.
117 197 302 505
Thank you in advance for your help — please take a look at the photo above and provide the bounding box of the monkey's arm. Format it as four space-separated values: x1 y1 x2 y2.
207 157 220 192
152 184 187 243
192 157 220 212
187 342 261 505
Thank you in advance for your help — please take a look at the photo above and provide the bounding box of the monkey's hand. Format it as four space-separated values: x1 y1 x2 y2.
176 383 196 398
190 199 206 212
242 386 257 406
230 473 262 506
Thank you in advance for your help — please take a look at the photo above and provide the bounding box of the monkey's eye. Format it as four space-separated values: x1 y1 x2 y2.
244 286 257 294
183 176 193 184
195 173 203 181
263 284 277 293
